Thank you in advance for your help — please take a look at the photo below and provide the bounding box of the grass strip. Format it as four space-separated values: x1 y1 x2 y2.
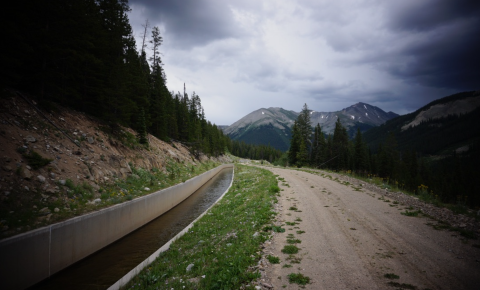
123 164 279 289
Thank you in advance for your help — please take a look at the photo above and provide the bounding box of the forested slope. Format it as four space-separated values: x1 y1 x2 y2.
1 0 228 155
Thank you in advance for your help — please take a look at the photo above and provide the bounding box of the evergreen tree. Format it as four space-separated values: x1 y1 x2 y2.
288 121 300 166
353 127 367 173
332 117 349 170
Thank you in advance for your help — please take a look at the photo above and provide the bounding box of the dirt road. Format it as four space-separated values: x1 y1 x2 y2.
259 166 480 290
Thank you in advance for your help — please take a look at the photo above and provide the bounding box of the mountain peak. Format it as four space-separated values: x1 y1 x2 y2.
224 102 397 151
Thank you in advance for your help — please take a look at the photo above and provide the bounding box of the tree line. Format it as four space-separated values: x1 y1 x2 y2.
1 0 228 157
287 104 480 208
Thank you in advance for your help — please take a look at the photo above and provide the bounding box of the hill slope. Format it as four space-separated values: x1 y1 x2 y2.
363 91 480 155
0 91 229 239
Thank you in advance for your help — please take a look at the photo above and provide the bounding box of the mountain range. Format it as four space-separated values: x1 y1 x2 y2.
223 103 398 151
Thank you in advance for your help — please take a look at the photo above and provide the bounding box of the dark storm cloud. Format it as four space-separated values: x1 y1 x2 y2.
129 0 243 48
383 0 480 90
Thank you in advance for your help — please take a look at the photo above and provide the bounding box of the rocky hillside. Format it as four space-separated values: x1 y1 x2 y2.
363 91 480 155
0 90 230 239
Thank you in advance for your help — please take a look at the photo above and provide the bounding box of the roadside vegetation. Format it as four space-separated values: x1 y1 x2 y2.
123 164 279 289
0 159 220 239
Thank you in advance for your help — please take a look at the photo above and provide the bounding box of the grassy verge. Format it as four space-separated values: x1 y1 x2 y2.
123 164 279 289
0 159 220 239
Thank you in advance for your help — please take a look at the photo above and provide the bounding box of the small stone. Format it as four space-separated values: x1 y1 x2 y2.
26 135 36 143
39 207 51 216
3 165 13 172
253 232 259 238
255 286 261 290
144 187 150 191
37 175 46 183
186 263 194 272
26 165 31 170
59 180 66 185
33 205 37 209
49 172 56 178
262 282 273 288
24 186 29 191
87 137 94 144
21 168 32 179
54 208 60 213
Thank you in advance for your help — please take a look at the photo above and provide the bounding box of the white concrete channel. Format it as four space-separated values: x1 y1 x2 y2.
0 164 234 290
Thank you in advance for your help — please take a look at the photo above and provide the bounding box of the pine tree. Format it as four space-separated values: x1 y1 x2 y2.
332 117 349 170
288 121 300 166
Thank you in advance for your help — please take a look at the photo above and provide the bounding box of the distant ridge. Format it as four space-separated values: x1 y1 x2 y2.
224 103 398 151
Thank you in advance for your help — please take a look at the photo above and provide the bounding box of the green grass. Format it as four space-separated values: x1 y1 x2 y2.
287 273 311 285
281 245 300 254
267 255 280 264
123 165 279 289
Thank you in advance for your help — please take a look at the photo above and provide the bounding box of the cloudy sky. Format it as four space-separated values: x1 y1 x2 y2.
127 0 479 125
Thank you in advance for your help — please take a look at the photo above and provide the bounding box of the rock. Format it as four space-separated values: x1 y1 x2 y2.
262 282 273 288
49 172 56 178
45 187 57 194
87 137 94 144
186 263 194 272
255 286 261 290
25 135 36 143
38 207 51 216
59 180 66 185
24 186 29 191
3 165 13 172
88 198 101 205
54 208 60 213
253 232 259 238
144 187 150 191
37 175 46 183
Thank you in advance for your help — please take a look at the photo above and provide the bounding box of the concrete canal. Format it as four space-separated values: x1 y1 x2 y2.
32 167 234 290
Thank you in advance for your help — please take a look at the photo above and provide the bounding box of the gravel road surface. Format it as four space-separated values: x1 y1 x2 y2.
259 166 480 290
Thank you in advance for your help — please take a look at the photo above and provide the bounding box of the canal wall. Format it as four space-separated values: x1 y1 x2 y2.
109 167 234 290
0 164 233 290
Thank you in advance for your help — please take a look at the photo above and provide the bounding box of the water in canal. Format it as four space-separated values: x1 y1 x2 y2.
32 167 234 290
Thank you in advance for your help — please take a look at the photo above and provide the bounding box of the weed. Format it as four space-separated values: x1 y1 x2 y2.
401 210 421 217
289 206 298 211
384 273 400 279
295 217 302 222
267 255 280 264
387 281 416 289
263 225 285 233
285 221 297 226
296 230 305 234
22 150 52 169
286 238 301 244
269 185 280 193
287 273 311 285
283 264 292 268
281 245 300 254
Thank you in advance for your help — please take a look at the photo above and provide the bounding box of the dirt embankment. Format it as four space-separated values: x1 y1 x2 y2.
258 166 480 290
0 90 230 238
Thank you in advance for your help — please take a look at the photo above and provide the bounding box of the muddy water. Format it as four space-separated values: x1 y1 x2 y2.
32 168 233 290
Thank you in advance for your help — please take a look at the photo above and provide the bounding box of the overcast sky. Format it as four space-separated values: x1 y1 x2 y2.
127 0 480 125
